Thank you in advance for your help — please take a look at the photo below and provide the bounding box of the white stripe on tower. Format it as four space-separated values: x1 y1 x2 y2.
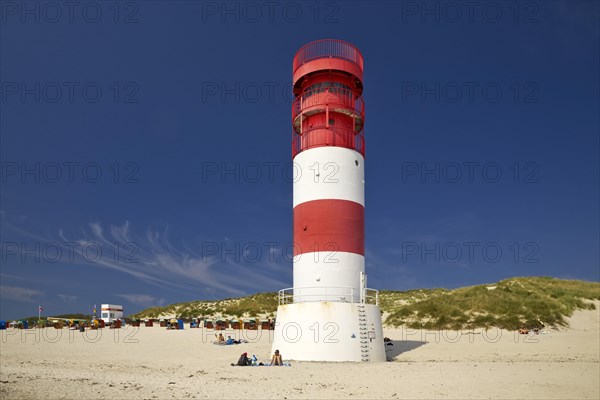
293 146 364 208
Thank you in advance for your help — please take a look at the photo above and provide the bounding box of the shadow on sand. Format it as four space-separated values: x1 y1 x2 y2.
384 340 427 360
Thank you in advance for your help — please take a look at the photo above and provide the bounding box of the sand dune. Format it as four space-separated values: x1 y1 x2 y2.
1 305 598 399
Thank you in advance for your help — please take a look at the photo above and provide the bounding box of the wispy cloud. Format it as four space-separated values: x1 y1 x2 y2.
58 294 78 302
47 221 290 296
0 285 44 303
114 293 166 308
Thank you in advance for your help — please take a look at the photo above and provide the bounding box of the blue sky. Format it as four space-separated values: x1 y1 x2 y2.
1 1 598 319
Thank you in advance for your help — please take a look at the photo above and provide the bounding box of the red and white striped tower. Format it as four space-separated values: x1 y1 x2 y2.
272 40 385 362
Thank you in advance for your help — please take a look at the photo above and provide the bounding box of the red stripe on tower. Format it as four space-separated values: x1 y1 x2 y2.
293 199 364 256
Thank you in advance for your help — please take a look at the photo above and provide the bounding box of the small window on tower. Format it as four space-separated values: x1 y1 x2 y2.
329 119 335 125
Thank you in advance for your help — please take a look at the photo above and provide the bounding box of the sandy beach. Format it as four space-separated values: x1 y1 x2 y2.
1 305 598 399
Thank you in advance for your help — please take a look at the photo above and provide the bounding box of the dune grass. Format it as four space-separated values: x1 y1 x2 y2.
129 277 600 330
16 313 91 324
130 292 278 320
384 277 600 330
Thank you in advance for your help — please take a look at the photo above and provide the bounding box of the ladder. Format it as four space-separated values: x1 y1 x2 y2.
357 304 370 362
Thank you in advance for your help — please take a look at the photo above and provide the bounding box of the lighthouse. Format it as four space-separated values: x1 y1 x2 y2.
271 39 385 362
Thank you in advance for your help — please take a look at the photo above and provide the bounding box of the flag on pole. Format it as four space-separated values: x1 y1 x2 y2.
39 305 43 312
93 304 97 314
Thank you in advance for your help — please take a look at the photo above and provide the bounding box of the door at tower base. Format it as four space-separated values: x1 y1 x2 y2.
271 302 386 362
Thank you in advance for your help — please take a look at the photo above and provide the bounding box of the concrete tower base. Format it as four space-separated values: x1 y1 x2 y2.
271 302 386 362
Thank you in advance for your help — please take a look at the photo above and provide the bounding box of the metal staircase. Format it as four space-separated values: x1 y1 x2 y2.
357 304 370 362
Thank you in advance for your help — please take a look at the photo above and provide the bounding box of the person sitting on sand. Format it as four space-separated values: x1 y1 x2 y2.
212 334 223 345
271 350 283 366
234 352 252 366
218 333 225 342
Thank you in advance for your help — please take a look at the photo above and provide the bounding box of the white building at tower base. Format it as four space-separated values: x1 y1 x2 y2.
272 292 385 362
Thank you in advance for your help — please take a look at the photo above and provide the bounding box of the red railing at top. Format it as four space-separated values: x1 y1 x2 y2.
293 39 364 74
291 88 365 127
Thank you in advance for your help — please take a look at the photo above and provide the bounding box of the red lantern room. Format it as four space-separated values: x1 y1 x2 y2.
291 39 365 158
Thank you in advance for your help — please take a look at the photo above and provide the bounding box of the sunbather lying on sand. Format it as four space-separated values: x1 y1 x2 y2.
226 336 240 345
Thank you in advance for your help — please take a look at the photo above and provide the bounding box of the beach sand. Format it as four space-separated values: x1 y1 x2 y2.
1 306 598 399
